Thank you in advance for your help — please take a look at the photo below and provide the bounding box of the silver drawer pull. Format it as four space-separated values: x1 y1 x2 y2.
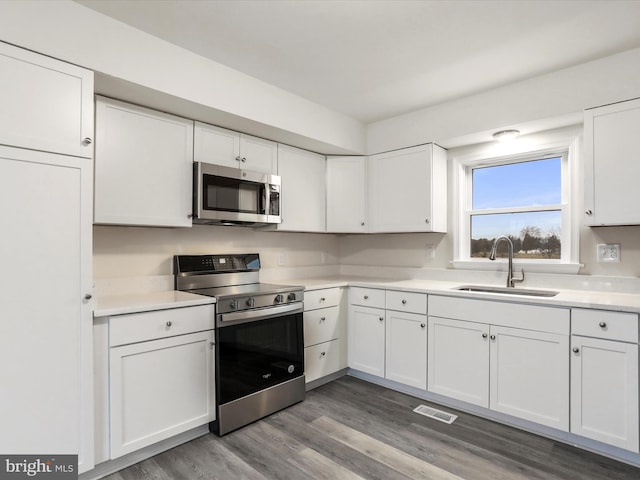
320 351 326 357
379 317 384 322
490 334 496 340
402 299 407 305
320 317 326 321
420 323 425 328
598 321 607 328
166 321 172 327
320 297 326 302
482 333 488 339
572 347 580 353
364 295 369 300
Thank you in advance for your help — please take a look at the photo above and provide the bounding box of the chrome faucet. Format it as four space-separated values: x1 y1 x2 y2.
489 235 525 288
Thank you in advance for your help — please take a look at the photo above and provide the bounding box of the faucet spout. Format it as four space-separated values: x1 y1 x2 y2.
489 235 525 288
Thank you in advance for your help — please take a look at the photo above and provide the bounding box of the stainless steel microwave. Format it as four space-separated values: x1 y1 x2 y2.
192 162 281 226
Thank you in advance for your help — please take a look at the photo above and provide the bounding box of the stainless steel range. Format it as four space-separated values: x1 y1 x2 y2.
174 253 305 436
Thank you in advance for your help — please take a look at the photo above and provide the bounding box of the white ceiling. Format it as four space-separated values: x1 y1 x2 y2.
77 0 640 124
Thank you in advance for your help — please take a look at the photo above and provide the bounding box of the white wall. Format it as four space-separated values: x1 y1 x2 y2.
93 225 339 279
0 0 365 155
367 47 640 154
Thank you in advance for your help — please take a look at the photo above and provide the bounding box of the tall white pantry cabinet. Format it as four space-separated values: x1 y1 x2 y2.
0 42 94 473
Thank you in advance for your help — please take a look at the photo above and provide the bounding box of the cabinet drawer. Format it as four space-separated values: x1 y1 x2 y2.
109 305 215 347
572 309 638 342
304 288 342 310
349 287 385 309
386 290 427 314
305 339 340 383
304 306 340 347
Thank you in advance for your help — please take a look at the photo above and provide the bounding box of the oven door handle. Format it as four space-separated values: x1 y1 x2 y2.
218 303 303 326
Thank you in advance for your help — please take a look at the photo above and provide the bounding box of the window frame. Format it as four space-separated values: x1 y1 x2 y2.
451 129 582 274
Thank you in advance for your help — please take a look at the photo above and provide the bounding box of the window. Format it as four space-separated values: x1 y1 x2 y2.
453 131 580 274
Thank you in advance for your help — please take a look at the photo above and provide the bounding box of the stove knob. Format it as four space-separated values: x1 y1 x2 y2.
246 298 255 307
287 292 297 301
275 294 284 304
229 300 238 310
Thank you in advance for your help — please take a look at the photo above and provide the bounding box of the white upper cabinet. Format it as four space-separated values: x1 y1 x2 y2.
194 122 277 174
0 42 94 158
367 144 447 233
277 144 326 232
94 97 194 227
584 98 640 225
326 156 366 233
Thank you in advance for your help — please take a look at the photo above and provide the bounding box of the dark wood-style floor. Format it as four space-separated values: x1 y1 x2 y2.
105 376 639 480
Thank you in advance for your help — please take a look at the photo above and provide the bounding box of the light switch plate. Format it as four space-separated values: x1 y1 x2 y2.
597 243 620 263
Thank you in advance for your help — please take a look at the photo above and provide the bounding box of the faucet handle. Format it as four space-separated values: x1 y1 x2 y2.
512 268 525 285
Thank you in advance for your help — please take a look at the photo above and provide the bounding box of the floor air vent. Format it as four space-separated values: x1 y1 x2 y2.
413 405 458 424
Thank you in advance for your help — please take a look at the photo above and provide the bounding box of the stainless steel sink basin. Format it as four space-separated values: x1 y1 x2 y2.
453 285 559 297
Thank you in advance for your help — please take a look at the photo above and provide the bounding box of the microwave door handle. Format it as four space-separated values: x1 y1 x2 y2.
262 184 268 215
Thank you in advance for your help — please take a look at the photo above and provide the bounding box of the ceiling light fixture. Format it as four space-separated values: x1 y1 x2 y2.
493 129 520 142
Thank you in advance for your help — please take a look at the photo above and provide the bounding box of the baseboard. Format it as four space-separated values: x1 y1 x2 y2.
306 368 348 391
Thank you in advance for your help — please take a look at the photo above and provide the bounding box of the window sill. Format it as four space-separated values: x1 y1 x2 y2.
451 260 583 275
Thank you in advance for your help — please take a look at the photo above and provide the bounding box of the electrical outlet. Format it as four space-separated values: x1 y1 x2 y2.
425 244 435 260
597 243 620 263
277 252 286 266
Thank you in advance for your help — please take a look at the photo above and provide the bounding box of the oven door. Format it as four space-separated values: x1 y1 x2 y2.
216 304 304 405
194 162 281 224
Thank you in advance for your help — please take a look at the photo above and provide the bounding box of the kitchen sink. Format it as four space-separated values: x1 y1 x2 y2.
453 285 559 297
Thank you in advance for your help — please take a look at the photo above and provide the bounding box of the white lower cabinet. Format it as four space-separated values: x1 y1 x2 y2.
348 304 386 377
427 295 570 431
489 326 568 429
303 288 346 384
110 330 215 458
570 309 639 452
95 304 216 460
385 310 427 389
428 317 489 406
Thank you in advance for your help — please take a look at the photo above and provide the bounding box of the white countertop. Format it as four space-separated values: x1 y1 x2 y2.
94 290 216 317
94 275 640 317
276 276 640 313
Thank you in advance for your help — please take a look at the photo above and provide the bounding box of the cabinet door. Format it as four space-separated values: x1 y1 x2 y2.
385 311 427 389
0 147 93 471
0 42 94 158
240 133 278 174
94 97 194 227
109 330 215 458
584 98 640 225
490 326 569 431
571 336 639 451
427 316 489 407
326 156 366 232
194 122 240 169
277 144 326 232
368 144 447 233
348 305 385 377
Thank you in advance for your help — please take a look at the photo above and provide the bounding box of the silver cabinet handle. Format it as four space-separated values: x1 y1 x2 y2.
320 317 326 322
209 342 215 348
572 347 579 353
84 293 92 300
361 222 365 226
599 321 607 328
364 295 369 300
420 323 426 328
425 218 430 224
320 297 326 302
490 334 496 340
241 157 246 162
82 137 92 146
482 333 488 339
585 209 593 215
235 155 242 162
320 351 326 357
379 317 384 322
166 321 173 327
402 299 407 305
